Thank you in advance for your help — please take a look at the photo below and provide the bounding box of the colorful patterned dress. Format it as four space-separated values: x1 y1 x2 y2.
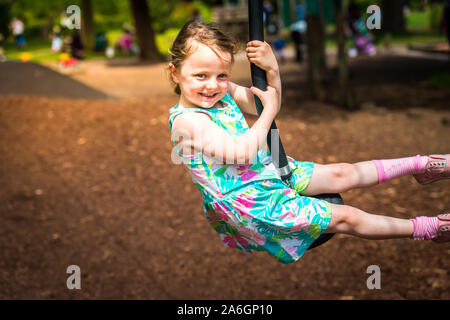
168 92 332 264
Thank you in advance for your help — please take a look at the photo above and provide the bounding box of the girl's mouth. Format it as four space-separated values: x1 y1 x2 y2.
200 93 217 99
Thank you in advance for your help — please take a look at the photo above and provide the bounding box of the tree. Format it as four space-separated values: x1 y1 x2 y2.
42 11 61 39
306 0 327 101
129 0 163 62
0 0 12 39
333 0 354 109
81 0 95 51
382 0 405 33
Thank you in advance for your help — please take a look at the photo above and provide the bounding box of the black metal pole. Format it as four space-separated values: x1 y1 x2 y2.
248 0 293 186
248 0 337 250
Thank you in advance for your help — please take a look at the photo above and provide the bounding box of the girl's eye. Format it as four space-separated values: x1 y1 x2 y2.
218 74 228 79
195 74 205 79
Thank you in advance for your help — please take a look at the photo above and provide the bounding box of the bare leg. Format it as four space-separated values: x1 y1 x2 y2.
301 161 379 196
324 203 414 240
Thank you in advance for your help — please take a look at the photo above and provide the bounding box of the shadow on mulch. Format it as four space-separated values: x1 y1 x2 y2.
0 61 114 100
280 54 450 121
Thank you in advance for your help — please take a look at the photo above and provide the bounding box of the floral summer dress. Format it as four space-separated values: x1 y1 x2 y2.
168 92 332 264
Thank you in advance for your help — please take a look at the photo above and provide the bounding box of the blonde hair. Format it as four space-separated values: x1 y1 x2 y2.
168 19 238 95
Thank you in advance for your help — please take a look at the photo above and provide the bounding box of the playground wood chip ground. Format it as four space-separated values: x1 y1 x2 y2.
0 51 449 299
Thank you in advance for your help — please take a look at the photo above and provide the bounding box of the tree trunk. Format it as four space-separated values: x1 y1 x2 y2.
333 0 354 109
129 0 163 62
306 12 326 101
42 11 60 40
0 2 12 39
81 0 95 51
317 0 326 73
382 0 405 33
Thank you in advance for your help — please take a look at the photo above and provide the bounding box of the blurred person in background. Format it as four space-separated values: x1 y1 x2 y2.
290 22 305 63
346 0 376 56
10 17 26 48
51 26 63 53
273 37 286 62
263 0 274 28
115 28 133 56
290 2 306 63
71 30 84 59
94 32 108 52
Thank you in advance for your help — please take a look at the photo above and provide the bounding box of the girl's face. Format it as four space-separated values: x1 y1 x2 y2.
171 41 232 109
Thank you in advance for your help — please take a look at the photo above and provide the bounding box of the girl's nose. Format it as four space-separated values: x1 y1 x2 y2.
206 77 218 89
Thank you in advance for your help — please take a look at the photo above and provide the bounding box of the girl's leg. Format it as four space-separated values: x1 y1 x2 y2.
301 161 380 196
300 154 441 196
324 203 415 240
324 203 447 241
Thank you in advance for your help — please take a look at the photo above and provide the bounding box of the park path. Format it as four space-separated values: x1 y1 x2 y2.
41 51 254 101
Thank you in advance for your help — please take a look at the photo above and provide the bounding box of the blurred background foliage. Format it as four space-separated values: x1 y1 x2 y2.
0 0 220 60
0 0 447 62
0 0 217 38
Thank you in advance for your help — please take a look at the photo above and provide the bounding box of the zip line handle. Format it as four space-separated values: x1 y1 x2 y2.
248 0 292 185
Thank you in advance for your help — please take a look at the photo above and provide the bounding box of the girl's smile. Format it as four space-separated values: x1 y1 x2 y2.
199 92 219 102
171 41 232 109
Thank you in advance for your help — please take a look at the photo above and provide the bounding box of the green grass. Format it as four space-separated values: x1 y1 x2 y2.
406 6 445 31
406 11 428 30
3 38 59 63
2 27 181 63
3 36 106 63
378 32 445 46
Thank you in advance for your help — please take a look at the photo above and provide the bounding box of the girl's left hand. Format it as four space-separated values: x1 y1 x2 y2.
246 40 278 72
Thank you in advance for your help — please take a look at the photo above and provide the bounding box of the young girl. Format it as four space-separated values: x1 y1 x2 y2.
168 20 450 264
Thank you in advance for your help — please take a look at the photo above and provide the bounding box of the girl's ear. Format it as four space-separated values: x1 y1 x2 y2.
169 63 179 83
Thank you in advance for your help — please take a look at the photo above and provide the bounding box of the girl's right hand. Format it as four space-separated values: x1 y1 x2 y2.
250 85 280 116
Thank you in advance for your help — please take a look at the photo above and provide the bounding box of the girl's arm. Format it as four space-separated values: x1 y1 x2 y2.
246 41 282 107
172 86 279 164
228 41 281 117
227 82 271 152
227 81 258 116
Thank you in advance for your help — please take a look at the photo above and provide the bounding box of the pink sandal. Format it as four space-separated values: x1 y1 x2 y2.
414 154 450 184
433 213 450 243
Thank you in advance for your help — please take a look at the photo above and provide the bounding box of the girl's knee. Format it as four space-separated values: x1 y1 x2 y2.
330 203 349 223
334 163 357 178
328 203 360 233
304 162 360 196
330 163 359 191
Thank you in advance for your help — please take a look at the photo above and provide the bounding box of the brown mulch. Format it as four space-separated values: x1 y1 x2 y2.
0 52 449 299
